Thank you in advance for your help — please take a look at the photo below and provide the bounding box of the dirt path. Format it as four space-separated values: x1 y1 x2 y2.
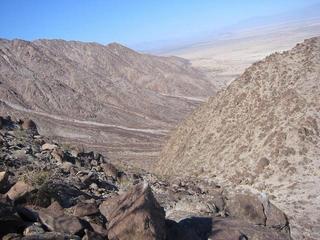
1 100 169 135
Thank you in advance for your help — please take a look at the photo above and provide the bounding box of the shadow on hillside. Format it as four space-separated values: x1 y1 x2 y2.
166 216 214 240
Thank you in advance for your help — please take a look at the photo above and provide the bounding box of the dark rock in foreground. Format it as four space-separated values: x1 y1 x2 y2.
0 116 291 239
100 183 166 240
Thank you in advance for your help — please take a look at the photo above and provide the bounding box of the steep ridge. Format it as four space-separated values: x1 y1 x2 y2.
0 38 215 167
157 37 320 239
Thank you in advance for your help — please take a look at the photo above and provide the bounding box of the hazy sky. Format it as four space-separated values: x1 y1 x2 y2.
1 0 320 49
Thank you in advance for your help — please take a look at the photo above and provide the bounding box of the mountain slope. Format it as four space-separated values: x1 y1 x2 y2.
157 37 320 239
0 38 215 167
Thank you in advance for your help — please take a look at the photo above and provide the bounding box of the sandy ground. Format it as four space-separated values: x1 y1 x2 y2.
164 19 320 90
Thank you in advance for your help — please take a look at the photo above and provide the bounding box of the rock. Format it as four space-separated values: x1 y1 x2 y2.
51 149 64 163
0 202 16 220
89 183 98 191
21 119 38 134
256 157 270 174
210 228 247 240
0 116 3 129
41 143 58 151
177 217 213 240
168 216 290 240
35 182 89 208
225 193 266 225
208 217 290 240
88 222 108 237
2 233 22 240
70 149 79 158
6 181 34 202
39 208 83 235
0 203 25 237
211 193 225 212
265 202 289 232
0 171 8 183
102 163 119 180
16 205 39 222
165 219 200 240
80 172 99 186
23 222 45 236
22 232 81 240
0 116 14 129
61 162 74 173
46 201 65 216
81 230 105 240
99 183 166 240
0 171 9 193
73 202 99 217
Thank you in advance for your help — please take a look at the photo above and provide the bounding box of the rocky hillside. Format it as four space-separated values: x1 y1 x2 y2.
0 38 215 167
157 37 320 239
0 116 291 239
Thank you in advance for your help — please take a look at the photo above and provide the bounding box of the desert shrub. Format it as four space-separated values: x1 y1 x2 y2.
20 169 51 188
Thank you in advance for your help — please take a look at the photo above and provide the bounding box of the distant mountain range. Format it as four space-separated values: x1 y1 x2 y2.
0 38 215 167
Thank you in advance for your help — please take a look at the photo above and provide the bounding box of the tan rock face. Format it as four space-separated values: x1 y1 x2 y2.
157 37 320 239
226 194 266 225
100 183 166 240
41 143 58 151
6 181 33 201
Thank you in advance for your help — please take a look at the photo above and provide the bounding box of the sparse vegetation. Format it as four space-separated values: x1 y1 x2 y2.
20 169 52 188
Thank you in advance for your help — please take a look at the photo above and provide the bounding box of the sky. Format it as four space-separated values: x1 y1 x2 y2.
1 0 320 50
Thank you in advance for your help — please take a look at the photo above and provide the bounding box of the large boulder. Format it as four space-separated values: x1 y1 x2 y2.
208 217 291 240
99 183 166 240
166 216 290 240
72 202 99 217
225 193 290 233
30 181 89 208
225 193 266 225
39 202 83 235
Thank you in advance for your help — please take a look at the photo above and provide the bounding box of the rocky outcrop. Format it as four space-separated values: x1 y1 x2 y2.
39 209 84 235
0 116 291 239
100 183 166 240
6 181 34 202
